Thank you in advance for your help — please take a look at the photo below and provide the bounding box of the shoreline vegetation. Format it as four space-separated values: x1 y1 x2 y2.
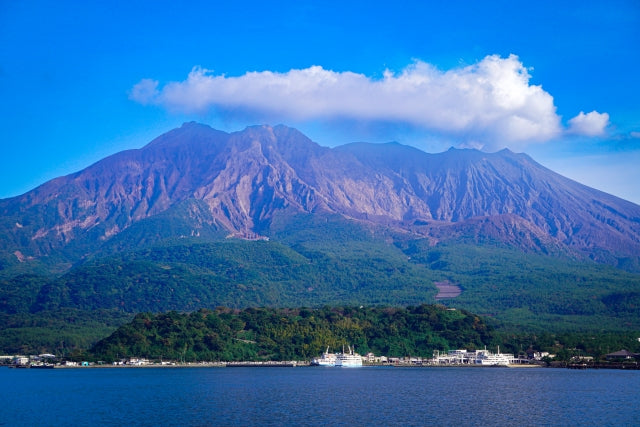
4 305 639 369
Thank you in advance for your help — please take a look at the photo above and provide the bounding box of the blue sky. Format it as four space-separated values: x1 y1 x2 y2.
2 0 639 203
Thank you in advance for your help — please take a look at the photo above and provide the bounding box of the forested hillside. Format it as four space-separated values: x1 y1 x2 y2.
32 233 640 331
88 305 640 363
89 305 493 362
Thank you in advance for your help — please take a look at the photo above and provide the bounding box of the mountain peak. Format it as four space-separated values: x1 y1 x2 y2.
144 122 227 150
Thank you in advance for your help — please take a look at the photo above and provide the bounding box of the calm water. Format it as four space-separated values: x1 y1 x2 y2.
1 366 639 426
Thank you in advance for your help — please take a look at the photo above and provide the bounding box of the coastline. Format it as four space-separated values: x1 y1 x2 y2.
6 359 638 370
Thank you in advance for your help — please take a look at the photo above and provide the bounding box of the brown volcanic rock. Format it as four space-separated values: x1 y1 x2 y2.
332 142 640 258
1 122 639 265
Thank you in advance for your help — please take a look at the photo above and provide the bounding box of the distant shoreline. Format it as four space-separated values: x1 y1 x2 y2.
7 361 639 370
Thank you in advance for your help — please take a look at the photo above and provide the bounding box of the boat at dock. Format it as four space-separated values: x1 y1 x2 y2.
311 347 337 366
472 348 514 366
30 363 55 369
432 346 515 366
335 345 362 367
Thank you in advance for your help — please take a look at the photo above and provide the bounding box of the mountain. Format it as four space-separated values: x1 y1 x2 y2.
3 122 640 354
1 122 639 271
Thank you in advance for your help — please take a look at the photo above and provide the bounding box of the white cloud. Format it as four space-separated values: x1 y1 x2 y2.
130 55 597 148
129 78 160 105
567 110 610 136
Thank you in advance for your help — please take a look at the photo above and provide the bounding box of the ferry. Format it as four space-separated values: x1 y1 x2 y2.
310 347 336 366
30 363 55 369
432 346 515 366
335 345 363 367
472 347 514 366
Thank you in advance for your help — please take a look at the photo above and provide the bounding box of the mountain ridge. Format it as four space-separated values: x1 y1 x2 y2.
1 122 639 272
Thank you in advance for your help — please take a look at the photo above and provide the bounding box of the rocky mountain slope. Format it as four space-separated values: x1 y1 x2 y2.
1 122 639 271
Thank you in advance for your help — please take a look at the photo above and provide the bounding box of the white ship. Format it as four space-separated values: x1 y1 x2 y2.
335 345 363 367
472 347 514 366
432 346 515 366
310 347 336 366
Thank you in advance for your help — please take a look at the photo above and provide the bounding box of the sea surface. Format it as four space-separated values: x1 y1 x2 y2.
1 365 639 426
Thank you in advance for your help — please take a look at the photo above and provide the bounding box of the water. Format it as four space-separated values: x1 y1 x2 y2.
1 366 639 426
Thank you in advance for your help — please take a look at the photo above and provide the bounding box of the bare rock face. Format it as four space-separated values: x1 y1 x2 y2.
1 122 639 265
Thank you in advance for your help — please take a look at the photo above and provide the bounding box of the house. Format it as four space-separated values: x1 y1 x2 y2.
605 350 639 360
531 351 553 360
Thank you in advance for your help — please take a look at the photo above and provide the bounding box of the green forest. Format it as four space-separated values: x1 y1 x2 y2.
89 305 493 362
2 213 640 357
87 305 640 363
30 237 640 330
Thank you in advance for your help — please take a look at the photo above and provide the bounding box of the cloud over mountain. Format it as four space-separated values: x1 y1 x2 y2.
130 55 607 148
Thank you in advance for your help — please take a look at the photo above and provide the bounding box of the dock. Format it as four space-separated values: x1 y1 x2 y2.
225 361 306 367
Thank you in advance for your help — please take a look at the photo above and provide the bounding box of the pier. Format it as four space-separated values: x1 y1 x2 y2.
225 361 306 367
